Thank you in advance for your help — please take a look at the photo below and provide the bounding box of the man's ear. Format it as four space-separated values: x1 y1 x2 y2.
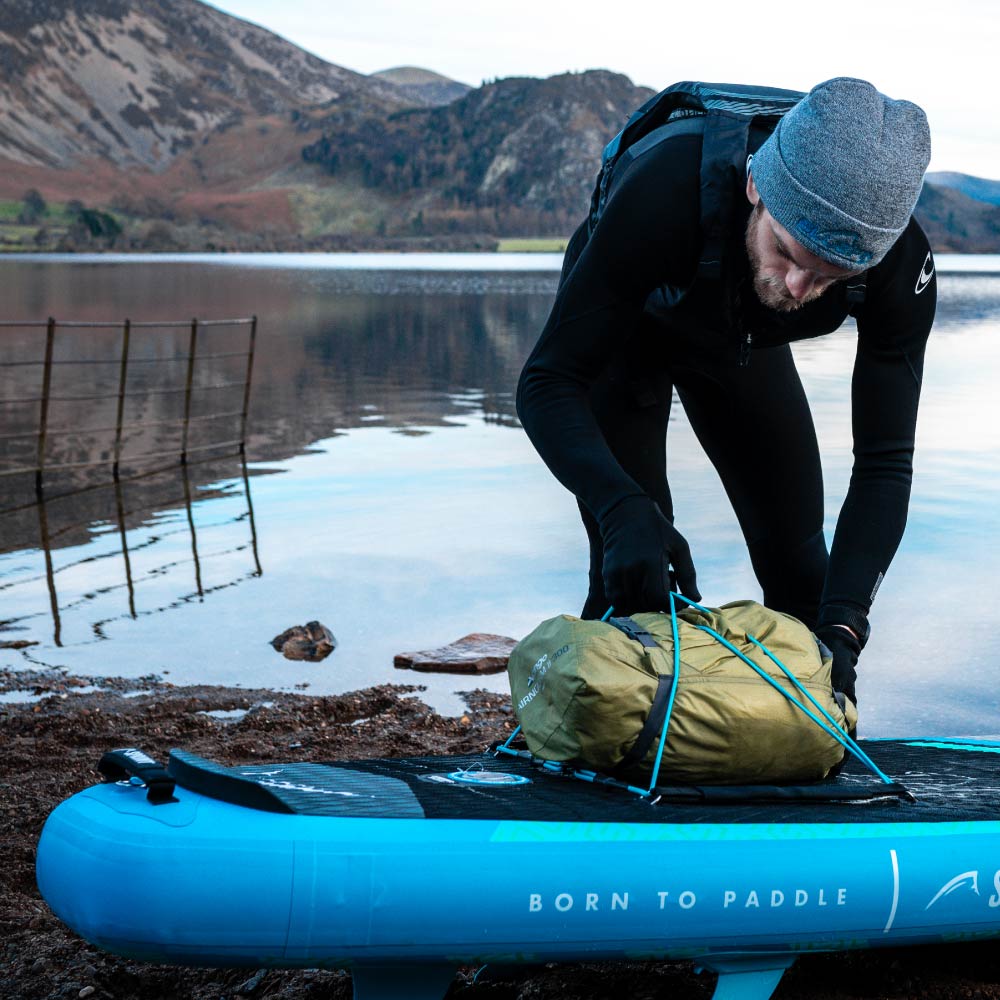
746 171 760 206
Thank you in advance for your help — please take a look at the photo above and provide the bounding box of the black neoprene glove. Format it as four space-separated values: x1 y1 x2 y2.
598 495 701 615
816 625 860 706
815 602 869 706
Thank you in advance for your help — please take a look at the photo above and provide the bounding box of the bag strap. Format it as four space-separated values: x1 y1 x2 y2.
605 616 675 776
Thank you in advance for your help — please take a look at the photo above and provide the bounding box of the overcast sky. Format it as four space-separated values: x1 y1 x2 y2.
208 0 998 179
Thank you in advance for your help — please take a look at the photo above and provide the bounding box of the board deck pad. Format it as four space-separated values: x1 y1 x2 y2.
167 739 1000 824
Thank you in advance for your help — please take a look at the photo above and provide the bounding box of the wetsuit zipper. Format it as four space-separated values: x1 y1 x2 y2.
738 330 753 367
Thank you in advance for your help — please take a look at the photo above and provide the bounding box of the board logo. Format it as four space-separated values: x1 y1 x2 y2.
925 869 1000 910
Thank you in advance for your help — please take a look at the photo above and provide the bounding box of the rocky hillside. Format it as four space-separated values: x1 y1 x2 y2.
915 182 1000 253
301 70 653 236
0 0 413 171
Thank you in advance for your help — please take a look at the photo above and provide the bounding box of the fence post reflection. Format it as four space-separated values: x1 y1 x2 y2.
113 475 137 619
181 459 204 599
34 486 62 647
20 457 261 644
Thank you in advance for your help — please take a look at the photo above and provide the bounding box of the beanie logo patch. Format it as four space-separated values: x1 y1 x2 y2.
794 218 873 266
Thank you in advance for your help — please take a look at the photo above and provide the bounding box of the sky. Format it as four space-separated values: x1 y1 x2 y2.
206 0 999 180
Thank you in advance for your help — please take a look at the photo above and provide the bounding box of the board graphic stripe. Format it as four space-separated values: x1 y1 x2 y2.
884 849 900 933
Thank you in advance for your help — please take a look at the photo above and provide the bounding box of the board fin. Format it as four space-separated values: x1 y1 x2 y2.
351 962 457 1000
698 954 796 1000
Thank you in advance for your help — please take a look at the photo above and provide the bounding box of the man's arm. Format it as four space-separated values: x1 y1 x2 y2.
515 135 702 523
820 217 937 628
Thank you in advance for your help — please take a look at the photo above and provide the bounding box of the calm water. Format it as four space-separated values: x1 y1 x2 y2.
1 253 999 731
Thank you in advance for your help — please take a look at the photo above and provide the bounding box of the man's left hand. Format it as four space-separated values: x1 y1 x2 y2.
816 623 861 706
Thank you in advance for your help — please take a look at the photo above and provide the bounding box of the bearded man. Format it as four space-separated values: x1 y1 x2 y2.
516 78 935 706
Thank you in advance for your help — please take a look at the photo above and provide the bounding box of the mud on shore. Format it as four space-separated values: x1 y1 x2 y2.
3 670 1000 1000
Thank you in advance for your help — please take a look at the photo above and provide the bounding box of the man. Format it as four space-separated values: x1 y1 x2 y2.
516 78 935 705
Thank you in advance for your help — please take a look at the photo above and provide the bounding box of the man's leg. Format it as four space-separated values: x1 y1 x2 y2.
672 343 828 628
578 320 675 619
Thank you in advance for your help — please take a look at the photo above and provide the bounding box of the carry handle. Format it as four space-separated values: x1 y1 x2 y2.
97 747 178 805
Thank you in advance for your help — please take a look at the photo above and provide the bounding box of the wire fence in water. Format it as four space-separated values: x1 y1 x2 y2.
0 316 257 490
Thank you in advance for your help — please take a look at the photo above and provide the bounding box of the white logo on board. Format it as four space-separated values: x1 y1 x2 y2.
925 870 979 909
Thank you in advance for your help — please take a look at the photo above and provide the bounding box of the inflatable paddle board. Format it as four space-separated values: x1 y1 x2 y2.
36 738 1000 1000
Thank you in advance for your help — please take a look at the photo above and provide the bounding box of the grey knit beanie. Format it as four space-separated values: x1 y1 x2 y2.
750 77 931 269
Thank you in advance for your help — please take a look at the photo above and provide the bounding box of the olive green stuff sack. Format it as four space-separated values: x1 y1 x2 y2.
508 600 858 785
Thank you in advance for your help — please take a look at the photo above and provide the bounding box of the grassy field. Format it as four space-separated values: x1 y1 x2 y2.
0 200 115 250
497 237 569 252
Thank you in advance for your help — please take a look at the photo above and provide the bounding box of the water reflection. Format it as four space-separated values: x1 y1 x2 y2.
1 456 261 648
0 259 999 731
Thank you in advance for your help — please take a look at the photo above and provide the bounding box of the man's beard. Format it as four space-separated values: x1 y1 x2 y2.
744 202 819 313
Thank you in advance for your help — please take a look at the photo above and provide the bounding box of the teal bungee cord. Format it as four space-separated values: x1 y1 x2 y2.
689 620 893 785
606 593 889 791
501 592 892 797
744 633 892 784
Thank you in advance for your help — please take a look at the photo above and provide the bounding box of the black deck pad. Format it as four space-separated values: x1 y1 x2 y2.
168 740 1000 824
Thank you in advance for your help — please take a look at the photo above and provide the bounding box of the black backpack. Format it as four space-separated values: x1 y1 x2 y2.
588 81 804 282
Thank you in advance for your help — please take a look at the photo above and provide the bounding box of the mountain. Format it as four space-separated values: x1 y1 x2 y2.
371 67 471 107
925 172 1000 207
916 180 1000 253
0 0 413 172
301 70 653 236
0 1 996 252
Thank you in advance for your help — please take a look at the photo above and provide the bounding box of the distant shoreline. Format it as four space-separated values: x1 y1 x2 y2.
0 249 997 275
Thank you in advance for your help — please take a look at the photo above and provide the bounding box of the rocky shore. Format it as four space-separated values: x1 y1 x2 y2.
3 669 1000 1000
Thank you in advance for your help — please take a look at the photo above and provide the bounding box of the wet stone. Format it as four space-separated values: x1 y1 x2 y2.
394 633 518 675
269 622 337 662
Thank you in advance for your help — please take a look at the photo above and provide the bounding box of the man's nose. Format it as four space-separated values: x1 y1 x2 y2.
784 266 816 300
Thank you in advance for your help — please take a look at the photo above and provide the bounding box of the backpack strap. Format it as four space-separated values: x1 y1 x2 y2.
606 616 674 775
696 110 754 280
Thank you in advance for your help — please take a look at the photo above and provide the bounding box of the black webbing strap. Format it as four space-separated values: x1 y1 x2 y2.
606 616 674 776
697 110 752 281
607 616 660 647
651 781 913 804
97 747 178 805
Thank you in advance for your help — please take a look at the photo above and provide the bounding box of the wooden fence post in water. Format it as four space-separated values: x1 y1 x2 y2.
181 317 199 464
34 317 56 493
112 318 131 480
239 315 257 457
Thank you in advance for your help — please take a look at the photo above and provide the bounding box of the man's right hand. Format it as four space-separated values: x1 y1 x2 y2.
598 495 701 614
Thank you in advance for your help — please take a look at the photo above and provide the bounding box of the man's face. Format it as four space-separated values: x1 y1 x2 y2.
744 174 857 312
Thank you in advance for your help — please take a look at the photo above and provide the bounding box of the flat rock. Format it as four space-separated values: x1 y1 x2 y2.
270 622 337 662
394 633 518 675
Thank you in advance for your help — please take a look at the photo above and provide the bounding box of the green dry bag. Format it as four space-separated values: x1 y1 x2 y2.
507 600 858 785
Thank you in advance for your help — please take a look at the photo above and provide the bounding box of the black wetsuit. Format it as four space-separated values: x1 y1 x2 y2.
516 128 937 628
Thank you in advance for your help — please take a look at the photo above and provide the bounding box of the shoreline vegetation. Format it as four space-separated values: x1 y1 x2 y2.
5 670 1000 999
0 191 571 254
1 191 992 258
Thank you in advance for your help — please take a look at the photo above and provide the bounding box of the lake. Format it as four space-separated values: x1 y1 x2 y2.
1 253 999 732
